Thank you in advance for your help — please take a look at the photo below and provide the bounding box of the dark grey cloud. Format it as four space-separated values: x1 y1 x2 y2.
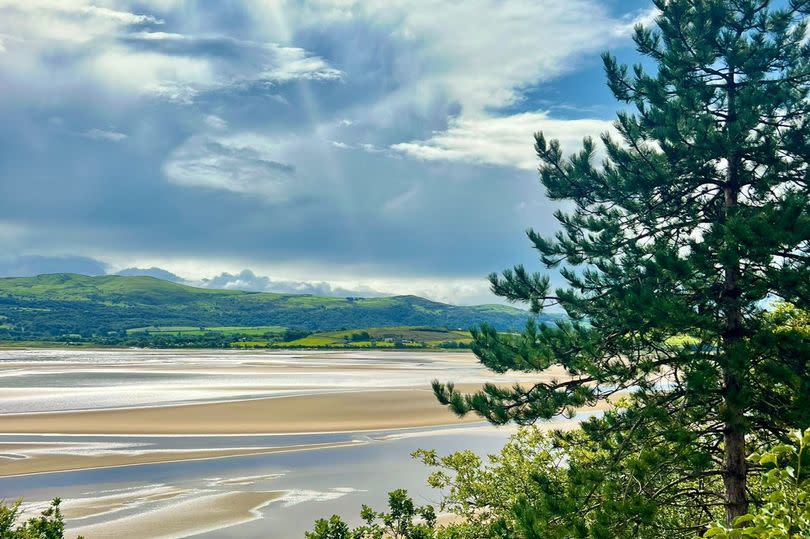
0 256 108 277
118 33 259 59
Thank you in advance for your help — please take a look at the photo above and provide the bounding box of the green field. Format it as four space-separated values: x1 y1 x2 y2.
273 326 473 349
118 325 478 349
664 334 702 347
119 325 475 349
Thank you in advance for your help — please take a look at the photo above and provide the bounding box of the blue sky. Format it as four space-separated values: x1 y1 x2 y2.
0 0 656 304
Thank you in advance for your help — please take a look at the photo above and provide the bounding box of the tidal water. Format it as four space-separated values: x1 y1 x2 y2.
0 349 550 538
0 427 512 538
0 349 513 414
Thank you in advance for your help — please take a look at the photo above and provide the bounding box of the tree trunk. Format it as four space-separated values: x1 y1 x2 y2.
721 69 749 526
723 404 748 525
722 182 748 525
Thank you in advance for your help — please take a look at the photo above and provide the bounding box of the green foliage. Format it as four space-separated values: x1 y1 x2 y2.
703 429 810 538
306 489 438 539
0 274 539 342
311 404 733 538
415 407 728 539
0 498 78 539
127 325 287 336
308 515 352 539
433 0 810 526
414 427 562 534
350 331 372 342
307 417 808 539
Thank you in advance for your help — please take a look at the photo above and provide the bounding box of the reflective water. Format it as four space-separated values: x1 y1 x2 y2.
0 349 551 538
0 349 529 414
0 427 515 538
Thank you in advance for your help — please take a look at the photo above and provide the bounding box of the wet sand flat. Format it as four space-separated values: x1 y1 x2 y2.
60 485 190 520
68 490 284 539
0 388 480 435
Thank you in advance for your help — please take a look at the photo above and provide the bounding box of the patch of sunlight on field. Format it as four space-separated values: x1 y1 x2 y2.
665 334 701 346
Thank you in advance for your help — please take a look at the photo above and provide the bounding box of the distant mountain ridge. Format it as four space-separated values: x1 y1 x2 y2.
115 267 185 282
0 274 545 339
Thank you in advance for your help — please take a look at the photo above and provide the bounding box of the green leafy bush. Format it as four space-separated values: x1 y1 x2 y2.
306 489 437 539
0 498 80 539
703 429 810 539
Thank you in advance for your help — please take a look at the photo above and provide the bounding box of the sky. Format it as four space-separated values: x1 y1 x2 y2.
0 0 656 305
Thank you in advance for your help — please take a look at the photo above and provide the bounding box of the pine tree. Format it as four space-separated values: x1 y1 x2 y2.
434 0 810 527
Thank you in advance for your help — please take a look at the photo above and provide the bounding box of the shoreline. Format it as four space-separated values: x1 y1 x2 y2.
0 342 475 352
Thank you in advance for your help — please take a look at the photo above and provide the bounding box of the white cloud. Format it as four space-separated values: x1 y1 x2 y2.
74 4 163 25
624 7 661 33
127 30 185 40
0 1 160 43
262 45 343 82
297 0 631 112
96 40 342 102
392 111 616 170
360 143 386 154
0 2 189 102
328 140 386 154
84 46 213 98
236 0 635 171
82 128 128 142
144 82 199 104
349 0 639 171
205 270 499 306
204 115 228 130
141 265 501 305
0 4 343 104
195 269 389 298
163 136 298 200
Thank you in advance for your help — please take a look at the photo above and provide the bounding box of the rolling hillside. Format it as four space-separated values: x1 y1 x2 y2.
0 274 545 340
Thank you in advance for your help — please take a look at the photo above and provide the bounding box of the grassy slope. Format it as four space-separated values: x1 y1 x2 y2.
0 274 542 337
0 274 253 307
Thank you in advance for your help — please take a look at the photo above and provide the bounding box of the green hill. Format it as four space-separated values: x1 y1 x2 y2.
0 274 544 341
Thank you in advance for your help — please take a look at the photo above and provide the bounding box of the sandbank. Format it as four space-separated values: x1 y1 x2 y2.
67 490 283 539
0 388 483 436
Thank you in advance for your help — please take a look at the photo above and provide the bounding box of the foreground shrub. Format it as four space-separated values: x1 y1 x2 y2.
703 429 810 539
305 489 437 539
0 498 77 539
